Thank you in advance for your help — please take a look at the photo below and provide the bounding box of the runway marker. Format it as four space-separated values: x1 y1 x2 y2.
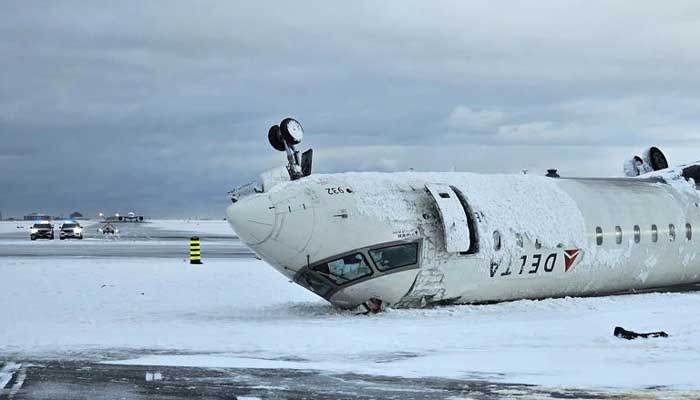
190 237 202 264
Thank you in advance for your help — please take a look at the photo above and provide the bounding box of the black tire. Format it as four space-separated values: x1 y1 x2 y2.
648 147 668 171
30 235 36 241
268 125 286 151
60 237 65 240
279 118 303 145
78 236 83 240
633 155 644 176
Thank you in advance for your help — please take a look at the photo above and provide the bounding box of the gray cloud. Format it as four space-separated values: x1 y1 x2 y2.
2 1 700 217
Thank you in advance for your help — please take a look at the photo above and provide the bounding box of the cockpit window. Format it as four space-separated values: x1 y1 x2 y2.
369 243 419 272
297 271 334 297
312 253 372 284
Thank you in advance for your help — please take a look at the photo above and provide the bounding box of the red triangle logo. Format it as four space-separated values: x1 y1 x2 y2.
564 249 580 272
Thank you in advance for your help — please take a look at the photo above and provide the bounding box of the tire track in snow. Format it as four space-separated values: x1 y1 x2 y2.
0 362 20 398
7 365 26 399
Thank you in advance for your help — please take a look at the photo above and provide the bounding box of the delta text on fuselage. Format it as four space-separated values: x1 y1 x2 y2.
227 118 700 310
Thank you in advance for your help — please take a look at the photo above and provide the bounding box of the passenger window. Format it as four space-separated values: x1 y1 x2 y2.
651 225 658 243
615 226 622 245
313 253 372 284
493 231 502 251
669 224 676 242
634 225 641 243
535 239 542 249
596 227 603 246
369 243 418 272
687 223 693 241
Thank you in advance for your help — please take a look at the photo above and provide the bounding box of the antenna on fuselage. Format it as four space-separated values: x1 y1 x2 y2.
268 117 312 180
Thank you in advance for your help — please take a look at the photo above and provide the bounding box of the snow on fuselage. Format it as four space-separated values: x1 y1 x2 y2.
226 169 700 309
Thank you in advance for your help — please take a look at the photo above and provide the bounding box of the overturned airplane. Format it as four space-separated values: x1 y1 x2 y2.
227 118 700 309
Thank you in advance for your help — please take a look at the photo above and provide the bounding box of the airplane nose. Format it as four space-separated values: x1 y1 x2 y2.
226 196 276 246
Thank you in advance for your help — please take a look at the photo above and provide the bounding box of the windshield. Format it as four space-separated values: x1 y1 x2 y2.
369 243 419 271
312 253 372 284
62 224 78 229
33 224 51 229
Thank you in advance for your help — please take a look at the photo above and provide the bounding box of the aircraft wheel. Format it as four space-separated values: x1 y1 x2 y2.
268 125 286 151
279 117 303 145
647 147 668 171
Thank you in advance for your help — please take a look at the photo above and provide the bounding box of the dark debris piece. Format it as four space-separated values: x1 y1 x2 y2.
614 326 669 340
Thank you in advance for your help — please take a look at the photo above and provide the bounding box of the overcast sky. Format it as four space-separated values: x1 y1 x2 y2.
2 1 700 218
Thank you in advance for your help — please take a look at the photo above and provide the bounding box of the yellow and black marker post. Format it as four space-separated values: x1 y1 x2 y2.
190 236 202 264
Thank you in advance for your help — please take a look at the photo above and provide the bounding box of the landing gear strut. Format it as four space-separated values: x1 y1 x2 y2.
268 117 312 180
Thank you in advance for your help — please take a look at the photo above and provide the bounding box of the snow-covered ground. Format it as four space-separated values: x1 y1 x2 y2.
3 219 700 395
3 254 700 391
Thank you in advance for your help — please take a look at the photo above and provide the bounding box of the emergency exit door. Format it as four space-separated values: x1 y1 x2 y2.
425 184 471 253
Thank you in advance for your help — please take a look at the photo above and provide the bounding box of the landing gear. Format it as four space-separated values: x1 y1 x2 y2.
267 117 312 181
645 146 669 171
280 118 303 145
268 125 286 151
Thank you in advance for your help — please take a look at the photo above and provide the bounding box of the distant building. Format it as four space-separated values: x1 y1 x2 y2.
24 212 52 221
69 212 84 220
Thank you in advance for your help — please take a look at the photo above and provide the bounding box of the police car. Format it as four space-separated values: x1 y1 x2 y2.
59 221 84 240
30 222 54 240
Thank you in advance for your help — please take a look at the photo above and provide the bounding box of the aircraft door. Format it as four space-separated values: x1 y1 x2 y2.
425 184 471 253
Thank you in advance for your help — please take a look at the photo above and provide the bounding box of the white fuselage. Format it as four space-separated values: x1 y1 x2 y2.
226 168 700 309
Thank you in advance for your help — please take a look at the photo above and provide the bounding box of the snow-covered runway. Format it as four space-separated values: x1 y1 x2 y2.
2 220 700 398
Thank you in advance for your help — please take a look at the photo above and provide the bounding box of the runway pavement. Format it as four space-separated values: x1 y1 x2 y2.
0 221 253 258
0 359 618 400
